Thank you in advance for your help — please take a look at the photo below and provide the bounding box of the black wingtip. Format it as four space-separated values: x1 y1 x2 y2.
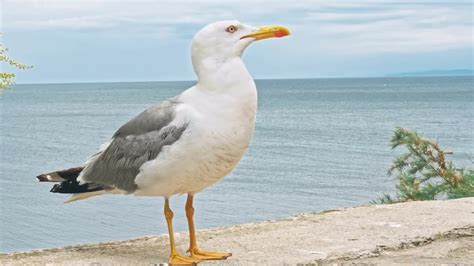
50 180 104 194
37 174 49 182
36 167 84 182
50 183 62 193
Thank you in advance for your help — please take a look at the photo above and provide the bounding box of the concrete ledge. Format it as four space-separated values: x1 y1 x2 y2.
2 198 473 265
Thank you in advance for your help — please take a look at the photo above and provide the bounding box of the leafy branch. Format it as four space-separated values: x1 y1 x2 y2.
375 128 474 203
1 43 33 91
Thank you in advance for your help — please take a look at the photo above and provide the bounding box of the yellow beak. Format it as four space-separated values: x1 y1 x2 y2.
241 25 290 40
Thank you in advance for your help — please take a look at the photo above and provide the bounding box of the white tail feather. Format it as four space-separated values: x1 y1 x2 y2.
65 190 106 203
64 188 125 203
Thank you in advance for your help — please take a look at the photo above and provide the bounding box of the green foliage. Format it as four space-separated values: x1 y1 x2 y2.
1 43 33 91
375 128 474 204
447 169 474 199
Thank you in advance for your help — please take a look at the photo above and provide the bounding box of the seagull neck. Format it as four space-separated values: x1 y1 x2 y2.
194 57 254 92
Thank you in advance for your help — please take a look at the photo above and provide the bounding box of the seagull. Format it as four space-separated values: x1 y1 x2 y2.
37 20 290 265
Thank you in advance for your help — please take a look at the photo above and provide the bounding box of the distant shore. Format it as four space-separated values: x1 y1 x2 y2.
2 198 473 265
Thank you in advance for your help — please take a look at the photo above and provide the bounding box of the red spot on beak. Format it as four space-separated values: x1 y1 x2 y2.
274 30 288 38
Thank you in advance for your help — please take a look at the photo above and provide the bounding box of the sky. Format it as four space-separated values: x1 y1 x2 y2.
2 0 473 84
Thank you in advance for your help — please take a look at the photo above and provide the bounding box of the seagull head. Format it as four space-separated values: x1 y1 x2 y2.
191 20 290 78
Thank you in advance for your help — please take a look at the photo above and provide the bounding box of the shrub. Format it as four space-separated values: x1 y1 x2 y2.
375 128 474 204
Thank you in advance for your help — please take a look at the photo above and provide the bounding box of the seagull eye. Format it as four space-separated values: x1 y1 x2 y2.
226 25 237 33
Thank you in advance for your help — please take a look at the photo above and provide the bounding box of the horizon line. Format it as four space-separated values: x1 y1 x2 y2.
14 74 474 86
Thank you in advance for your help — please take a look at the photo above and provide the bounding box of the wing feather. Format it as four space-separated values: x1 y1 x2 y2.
78 98 187 192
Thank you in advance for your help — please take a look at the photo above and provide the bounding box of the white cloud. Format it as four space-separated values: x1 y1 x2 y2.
2 0 472 53
291 2 473 54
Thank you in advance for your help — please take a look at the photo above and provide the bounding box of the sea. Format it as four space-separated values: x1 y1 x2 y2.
1 76 473 253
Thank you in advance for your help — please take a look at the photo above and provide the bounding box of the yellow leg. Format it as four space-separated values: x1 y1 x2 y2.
185 194 232 260
164 198 201 265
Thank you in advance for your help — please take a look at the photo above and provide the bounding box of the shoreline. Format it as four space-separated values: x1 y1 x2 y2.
2 198 473 265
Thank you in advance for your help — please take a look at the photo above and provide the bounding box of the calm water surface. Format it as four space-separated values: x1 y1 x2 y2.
1 77 473 252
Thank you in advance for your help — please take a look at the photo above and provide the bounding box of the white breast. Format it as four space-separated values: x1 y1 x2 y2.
134 81 257 198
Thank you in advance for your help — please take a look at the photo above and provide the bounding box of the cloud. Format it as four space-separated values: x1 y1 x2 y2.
291 2 473 54
3 0 472 53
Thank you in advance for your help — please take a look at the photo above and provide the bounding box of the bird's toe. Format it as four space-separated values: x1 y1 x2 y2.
169 253 201 265
189 248 232 260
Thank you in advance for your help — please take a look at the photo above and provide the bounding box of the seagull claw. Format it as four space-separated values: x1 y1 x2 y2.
188 248 232 261
169 253 201 265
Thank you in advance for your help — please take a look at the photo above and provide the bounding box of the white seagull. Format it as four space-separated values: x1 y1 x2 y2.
37 20 290 265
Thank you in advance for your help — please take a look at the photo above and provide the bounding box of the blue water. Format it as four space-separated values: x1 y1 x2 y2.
1 76 473 253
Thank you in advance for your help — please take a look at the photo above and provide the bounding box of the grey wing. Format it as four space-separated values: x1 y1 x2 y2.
79 98 188 192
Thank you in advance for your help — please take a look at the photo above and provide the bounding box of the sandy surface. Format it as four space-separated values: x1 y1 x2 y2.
2 198 473 265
